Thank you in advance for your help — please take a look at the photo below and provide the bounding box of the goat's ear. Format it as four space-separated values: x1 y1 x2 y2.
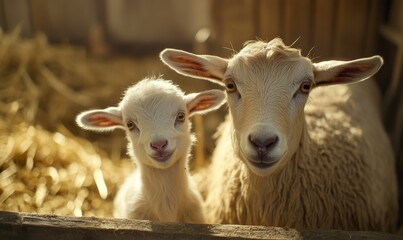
185 90 226 117
160 48 228 85
76 107 124 132
313 55 383 87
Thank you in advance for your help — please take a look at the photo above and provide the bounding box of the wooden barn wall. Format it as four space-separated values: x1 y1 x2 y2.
0 0 211 46
105 0 210 46
0 0 100 42
211 0 382 59
0 0 383 59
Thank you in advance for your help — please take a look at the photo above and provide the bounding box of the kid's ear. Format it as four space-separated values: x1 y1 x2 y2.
160 48 228 85
185 90 226 117
76 107 124 132
313 55 383 87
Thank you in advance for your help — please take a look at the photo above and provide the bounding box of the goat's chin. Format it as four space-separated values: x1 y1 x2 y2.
141 150 177 169
239 150 284 177
148 157 177 169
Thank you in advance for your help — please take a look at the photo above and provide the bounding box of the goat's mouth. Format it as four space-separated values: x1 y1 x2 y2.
149 151 174 162
240 150 279 169
247 158 278 169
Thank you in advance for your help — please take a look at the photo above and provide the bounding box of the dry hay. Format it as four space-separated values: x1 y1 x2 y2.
0 28 134 217
0 122 133 217
0 28 92 126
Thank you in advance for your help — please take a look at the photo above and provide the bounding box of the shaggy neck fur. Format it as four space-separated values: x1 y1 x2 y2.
136 153 191 220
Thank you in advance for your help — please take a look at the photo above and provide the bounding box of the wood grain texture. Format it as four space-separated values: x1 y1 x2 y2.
0 0 7 30
283 0 313 55
334 0 368 58
364 0 382 55
312 0 337 59
258 0 282 41
213 0 256 54
29 0 98 42
1 0 32 36
0 211 402 240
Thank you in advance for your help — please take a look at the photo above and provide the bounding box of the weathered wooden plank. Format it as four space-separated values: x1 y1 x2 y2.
0 0 7 30
1 0 32 36
283 0 313 55
312 0 337 59
0 211 301 240
388 0 403 32
29 0 98 42
213 0 256 54
301 230 402 240
28 0 50 35
258 0 282 41
105 0 210 46
363 0 382 55
0 211 402 240
334 0 368 58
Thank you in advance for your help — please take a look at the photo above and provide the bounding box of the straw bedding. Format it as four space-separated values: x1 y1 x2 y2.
0 28 138 218
0 122 133 217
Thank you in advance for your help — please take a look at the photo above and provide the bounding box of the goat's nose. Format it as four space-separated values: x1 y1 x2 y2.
248 134 278 154
150 139 168 151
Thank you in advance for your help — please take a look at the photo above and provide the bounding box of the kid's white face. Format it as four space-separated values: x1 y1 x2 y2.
76 79 226 170
123 97 192 169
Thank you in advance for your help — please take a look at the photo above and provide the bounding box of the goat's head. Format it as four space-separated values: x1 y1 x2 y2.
76 79 225 169
160 38 383 176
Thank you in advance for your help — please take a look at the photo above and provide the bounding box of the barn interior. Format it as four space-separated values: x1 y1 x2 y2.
0 0 402 232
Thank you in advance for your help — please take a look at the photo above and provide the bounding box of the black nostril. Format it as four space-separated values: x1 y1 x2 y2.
150 139 168 151
248 135 278 153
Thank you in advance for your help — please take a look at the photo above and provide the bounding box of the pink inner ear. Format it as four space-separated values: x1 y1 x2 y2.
191 103 212 112
87 114 120 127
170 55 202 65
170 55 222 80
317 64 373 86
189 96 217 112
184 70 221 80
338 65 371 78
180 63 205 71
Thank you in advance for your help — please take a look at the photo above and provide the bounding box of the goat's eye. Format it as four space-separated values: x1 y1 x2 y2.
299 80 313 93
126 120 136 130
224 78 237 93
176 112 186 122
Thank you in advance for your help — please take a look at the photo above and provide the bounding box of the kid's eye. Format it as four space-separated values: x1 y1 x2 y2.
126 120 136 130
176 112 186 122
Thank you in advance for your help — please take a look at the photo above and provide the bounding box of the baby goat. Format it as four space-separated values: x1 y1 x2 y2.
76 78 225 223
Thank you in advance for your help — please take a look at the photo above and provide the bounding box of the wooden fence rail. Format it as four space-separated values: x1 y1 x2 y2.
0 211 402 240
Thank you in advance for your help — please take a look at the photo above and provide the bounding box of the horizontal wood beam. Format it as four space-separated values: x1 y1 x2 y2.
0 211 401 240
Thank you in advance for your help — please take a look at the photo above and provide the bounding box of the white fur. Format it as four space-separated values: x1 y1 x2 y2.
160 39 398 231
76 78 225 223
